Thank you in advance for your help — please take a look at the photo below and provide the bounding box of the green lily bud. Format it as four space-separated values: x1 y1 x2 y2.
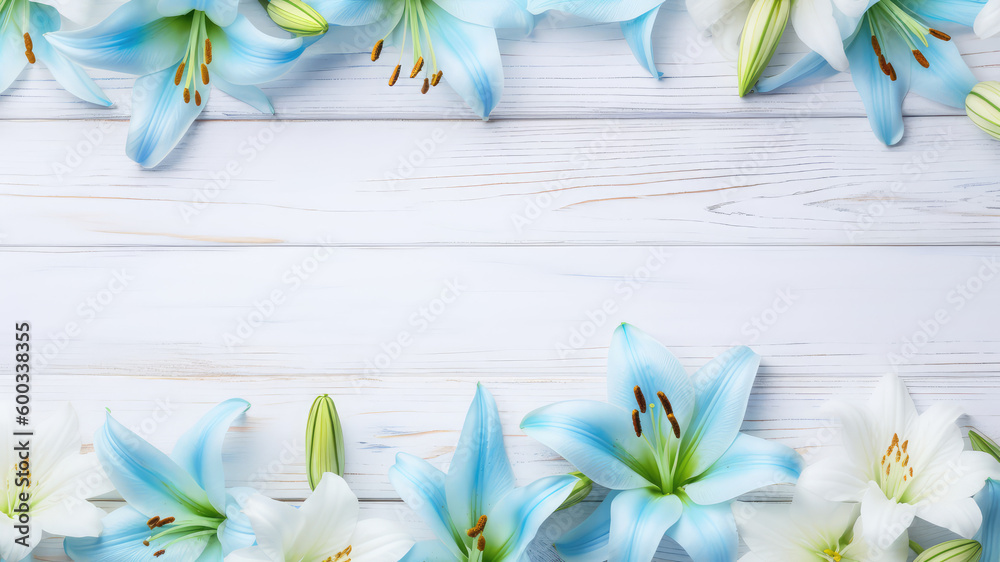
913 540 982 562
306 394 345 490
967 81 1000 140
970 428 1000 463
556 472 593 511
267 0 328 37
737 0 790 97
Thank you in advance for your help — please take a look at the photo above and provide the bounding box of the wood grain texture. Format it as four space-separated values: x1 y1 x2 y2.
2 117 998 247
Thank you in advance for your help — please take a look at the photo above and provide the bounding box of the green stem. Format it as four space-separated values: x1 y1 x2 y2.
909 539 924 555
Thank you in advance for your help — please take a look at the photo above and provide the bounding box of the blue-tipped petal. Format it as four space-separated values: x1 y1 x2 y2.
845 20 910 145
527 0 665 22
400 540 460 562
193 539 223 562
554 492 619 562
126 61 208 168
43 0 188 76
432 0 535 30
205 16 306 87
521 400 657 490
30 4 112 106
423 2 505 120
484 474 578 561
677 346 760 482
621 5 663 78
608 324 695 440
0 25 27 93
95 411 216 519
307 0 399 26
445 384 516 532
217 488 257 555
158 0 239 27
64 506 212 561
908 37 976 108
683 433 802 505
171 399 249 514
212 76 273 114
665 499 738 562
389 452 465 560
902 0 985 26
608 488 683 562
756 50 838 92
975 479 1000 562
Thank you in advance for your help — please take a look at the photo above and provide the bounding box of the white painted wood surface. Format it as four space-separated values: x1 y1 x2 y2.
4 0 1000 560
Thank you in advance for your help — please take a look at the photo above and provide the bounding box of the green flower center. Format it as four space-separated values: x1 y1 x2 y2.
631 386 684 494
320 543 353 562
877 432 916 502
174 11 214 107
865 0 951 81
142 513 224 558
0 0 36 64
369 0 443 94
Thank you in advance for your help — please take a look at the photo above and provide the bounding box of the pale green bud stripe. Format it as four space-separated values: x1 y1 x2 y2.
306 394 345 490
912 539 983 562
267 0 328 37
966 82 1000 141
737 0 790 96
556 471 593 511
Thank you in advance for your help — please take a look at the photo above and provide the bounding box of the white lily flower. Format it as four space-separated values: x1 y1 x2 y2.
225 472 413 562
734 490 909 562
1 403 113 562
798 374 1000 548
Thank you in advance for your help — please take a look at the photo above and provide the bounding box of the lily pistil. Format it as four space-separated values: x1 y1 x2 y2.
866 0 951 81
370 0 443 94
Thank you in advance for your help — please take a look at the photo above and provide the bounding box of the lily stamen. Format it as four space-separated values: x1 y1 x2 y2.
389 65 401 86
929 28 951 40
410 56 424 78
477 535 486 552
913 49 929 67
634 385 647 413
632 409 642 437
368 0 443 93
23 32 34 64
467 515 487 537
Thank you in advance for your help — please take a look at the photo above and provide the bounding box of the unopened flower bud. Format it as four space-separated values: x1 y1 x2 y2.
556 472 593 511
967 81 1000 140
913 539 982 562
306 394 345 490
737 0 790 97
970 428 1000 463
267 0 328 37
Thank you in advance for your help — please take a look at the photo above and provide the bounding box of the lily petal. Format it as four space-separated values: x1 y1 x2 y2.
905 0 985 26
975 479 1000 561
211 76 273 114
0 26 27 93
157 0 239 27
347 517 414 562
31 455 111 537
400 540 460 562
424 2 505 119
858 481 915 546
677 346 760 482
796 455 868 501
845 20 910 145
554 492 619 562
790 0 849 71
236 492 299 560
686 0 748 37
218 490 257 555
126 61 208 168
445 384 516 533
664 498 738 562
30 4 112 106
608 488 683 562
608 324 695 439
43 0 188 76
484 474 578 561
171 398 249 514
432 0 535 30
521 400 657 490
389 453 465 559
64 505 212 561
683 433 802 505
95 410 216 519
915 497 982 539
526 0 665 22
976 0 1000 36
205 15 307 86
756 51 838 92
907 38 976 108
307 0 399 26
621 6 663 78
295 474 359 559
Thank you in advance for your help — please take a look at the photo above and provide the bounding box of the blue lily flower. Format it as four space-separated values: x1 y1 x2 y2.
307 0 534 119
976 479 1000 562
389 384 579 561
520 323 803 562
63 399 257 561
526 0 667 77
755 0 982 145
0 0 110 105
45 0 309 167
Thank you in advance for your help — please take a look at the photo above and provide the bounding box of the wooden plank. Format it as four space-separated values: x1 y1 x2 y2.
8 245 1000 501
2 117 998 247
2 4 997 120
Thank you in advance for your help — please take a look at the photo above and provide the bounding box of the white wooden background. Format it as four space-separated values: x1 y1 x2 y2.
4 0 1000 559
